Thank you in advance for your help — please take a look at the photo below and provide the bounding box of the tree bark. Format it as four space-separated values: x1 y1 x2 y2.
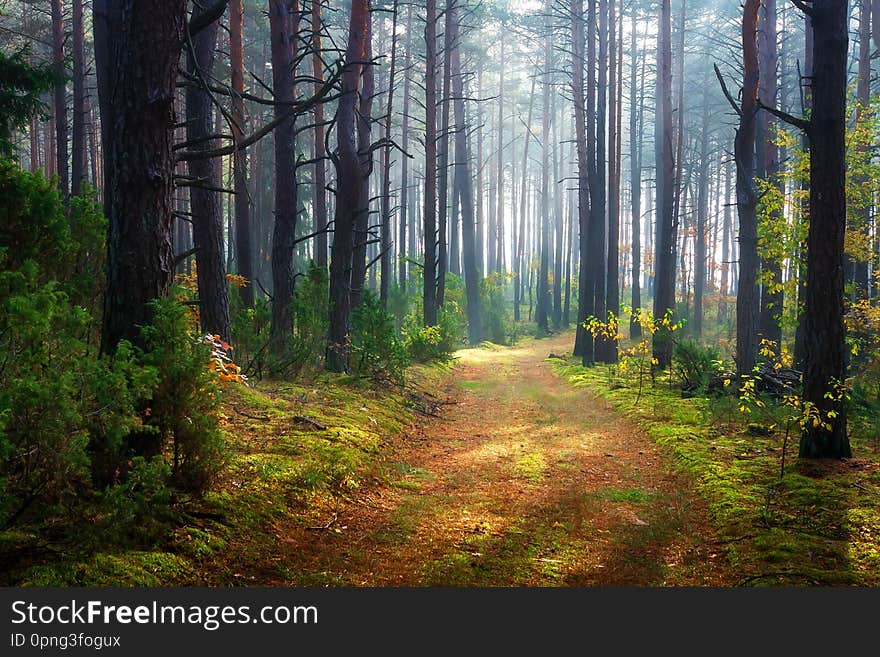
186 3 231 341
398 3 414 290
327 0 371 371
423 0 439 326
71 0 86 197
652 0 676 369
629 6 643 339
268 0 299 356
311 0 329 272
51 0 69 199
449 0 481 344
95 0 187 352
799 0 851 458
380 0 399 306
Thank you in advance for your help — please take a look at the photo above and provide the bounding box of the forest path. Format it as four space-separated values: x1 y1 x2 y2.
281 333 731 586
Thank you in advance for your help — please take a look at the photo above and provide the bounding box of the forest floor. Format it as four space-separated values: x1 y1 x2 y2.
226 333 731 586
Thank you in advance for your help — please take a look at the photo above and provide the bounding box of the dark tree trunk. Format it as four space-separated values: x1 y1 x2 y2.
515 75 537 324
694 75 710 336
398 3 414 290
591 0 608 362
571 0 591 358
423 0 439 326
652 0 676 369
536 0 552 334
231 0 255 309
71 0 86 197
496 40 506 274
51 0 69 199
186 4 231 341
799 0 850 458
95 0 187 353
732 0 760 377
436 0 454 308
853 0 871 299
605 0 621 363
312 0 329 272
758 0 783 349
268 0 298 356
794 13 813 368
380 0 399 307
327 0 371 372
350 32 375 309
449 1 481 344
629 7 643 339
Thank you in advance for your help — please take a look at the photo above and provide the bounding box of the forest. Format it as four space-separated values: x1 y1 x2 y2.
0 0 878 588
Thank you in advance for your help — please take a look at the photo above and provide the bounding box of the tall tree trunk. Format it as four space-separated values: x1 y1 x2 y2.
269 0 299 355
327 0 371 371
536 0 552 334
794 12 813 368
693 74 710 336
95 0 187 352
652 0 676 369
853 0 871 299
758 0 783 348
398 3 414 289
449 1 481 344
733 0 760 377
496 40 506 274
230 0 254 308
311 0 329 272
515 76 537 324
71 0 86 196
629 7 643 339
350 33 374 309
186 4 231 341
591 0 608 362
51 0 69 199
799 0 850 458
572 0 591 358
436 0 454 307
380 0 399 306
423 0 439 326
605 0 621 362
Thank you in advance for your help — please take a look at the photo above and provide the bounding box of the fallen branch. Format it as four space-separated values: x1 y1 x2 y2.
293 415 327 431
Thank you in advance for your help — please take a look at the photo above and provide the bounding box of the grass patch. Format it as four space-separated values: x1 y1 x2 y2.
551 358 880 586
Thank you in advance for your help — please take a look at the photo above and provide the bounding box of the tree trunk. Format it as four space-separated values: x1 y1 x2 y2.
71 0 86 197
95 0 187 352
694 73 710 336
51 0 69 199
799 0 850 458
436 0 454 308
449 1 481 344
571 0 591 357
230 0 255 308
398 3 414 289
423 0 439 326
629 6 643 339
536 0 552 334
652 0 676 369
380 0 399 306
327 0 372 371
268 0 299 357
853 0 871 299
186 4 231 341
758 0 783 348
591 0 608 362
733 0 760 377
605 0 621 363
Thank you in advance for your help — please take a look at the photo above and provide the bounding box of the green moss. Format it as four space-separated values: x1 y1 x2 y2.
551 358 880 586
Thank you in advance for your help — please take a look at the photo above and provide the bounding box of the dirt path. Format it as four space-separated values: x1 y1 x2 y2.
282 334 731 586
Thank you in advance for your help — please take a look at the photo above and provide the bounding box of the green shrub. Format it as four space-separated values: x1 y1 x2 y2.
139 294 225 495
403 301 465 362
351 290 408 381
481 273 511 345
102 456 174 543
673 339 724 394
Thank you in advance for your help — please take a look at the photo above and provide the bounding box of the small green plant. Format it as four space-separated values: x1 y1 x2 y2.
673 339 724 395
139 294 226 495
350 290 408 382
